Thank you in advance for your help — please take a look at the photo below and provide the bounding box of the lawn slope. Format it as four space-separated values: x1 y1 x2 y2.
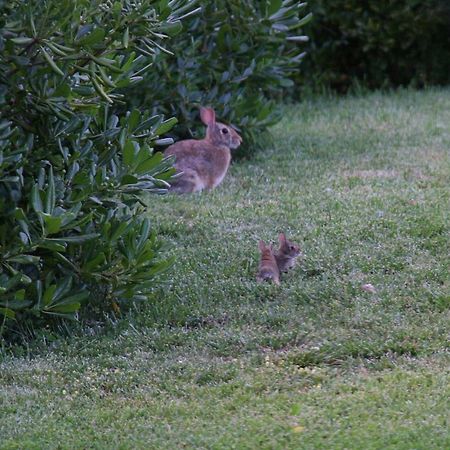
1 89 449 450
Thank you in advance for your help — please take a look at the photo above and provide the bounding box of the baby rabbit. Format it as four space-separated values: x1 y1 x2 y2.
165 106 242 193
274 233 301 273
256 240 280 285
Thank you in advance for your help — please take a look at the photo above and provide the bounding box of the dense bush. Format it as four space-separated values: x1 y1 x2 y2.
127 0 312 154
299 0 450 92
0 0 199 342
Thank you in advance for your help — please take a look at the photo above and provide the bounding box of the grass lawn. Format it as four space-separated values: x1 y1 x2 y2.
1 89 449 449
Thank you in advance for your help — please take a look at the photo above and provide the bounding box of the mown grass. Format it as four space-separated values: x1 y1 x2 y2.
1 89 449 449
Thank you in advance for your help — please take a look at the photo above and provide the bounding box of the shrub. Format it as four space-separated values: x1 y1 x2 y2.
0 0 198 343
299 0 450 92
127 0 312 155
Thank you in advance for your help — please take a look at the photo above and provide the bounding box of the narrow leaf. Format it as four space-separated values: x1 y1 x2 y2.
154 117 178 136
11 36 34 45
31 185 43 213
43 284 57 306
40 46 65 77
45 166 55 214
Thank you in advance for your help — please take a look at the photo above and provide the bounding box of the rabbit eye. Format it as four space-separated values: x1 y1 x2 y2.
221 128 229 134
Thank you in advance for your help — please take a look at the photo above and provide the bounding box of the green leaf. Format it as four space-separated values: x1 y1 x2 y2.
43 284 57 306
268 0 282 16
154 117 178 136
134 115 162 134
51 42 75 53
60 211 93 231
45 166 56 214
53 83 72 98
83 252 106 271
0 298 32 310
123 140 139 166
47 233 99 244
111 221 132 242
137 219 151 249
128 109 141 131
0 307 15 319
121 174 138 185
78 27 106 46
146 256 175 277
5 255 40 264
45 302 80 313
92 76 113 104
55 291 89 305
39 239 66 252
40 46 65 77
97 64 116 88
290 12 313 30
10 36 34 45
14 289 25 300
158 20 182 37
136 152 163 175
92 56 123 73
112 1 122 14
53 277 73 302
45 41 68 56
31 185 43 213
42 213 63 235
120 51 136 72
53 252 78 271
122 27 129 48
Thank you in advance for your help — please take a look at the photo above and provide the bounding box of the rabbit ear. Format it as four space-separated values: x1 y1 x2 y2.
278 233 286 245
200 107 216 126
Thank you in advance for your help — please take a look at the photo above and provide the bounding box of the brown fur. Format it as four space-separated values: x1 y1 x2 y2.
274 233 301 273
256 240 280 285
165 107 242 193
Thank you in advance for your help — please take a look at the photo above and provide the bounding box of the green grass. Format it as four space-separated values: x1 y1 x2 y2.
1 89 449 449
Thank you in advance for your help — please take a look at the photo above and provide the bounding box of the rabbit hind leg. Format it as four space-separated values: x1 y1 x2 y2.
169 171 203 194
256 273 281 285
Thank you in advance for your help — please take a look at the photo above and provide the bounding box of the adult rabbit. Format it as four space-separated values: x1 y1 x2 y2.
165 107 242 193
